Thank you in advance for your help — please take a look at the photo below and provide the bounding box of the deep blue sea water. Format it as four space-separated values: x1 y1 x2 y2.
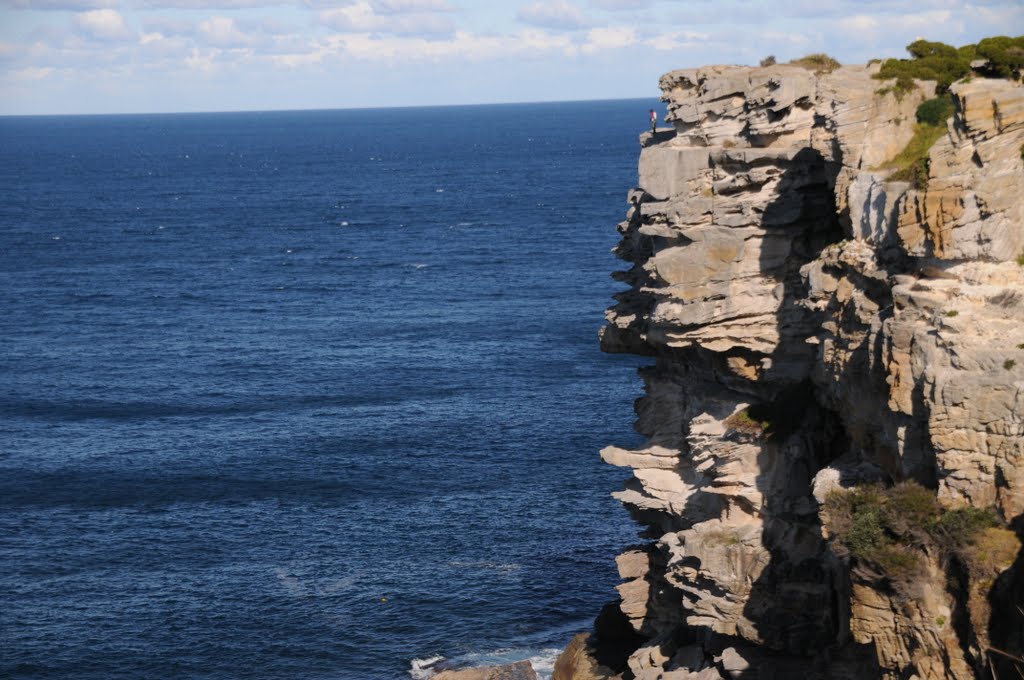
0 100 654 679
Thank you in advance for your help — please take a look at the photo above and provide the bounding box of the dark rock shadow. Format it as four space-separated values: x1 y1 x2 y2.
988 512 1024 679
735 147 882 674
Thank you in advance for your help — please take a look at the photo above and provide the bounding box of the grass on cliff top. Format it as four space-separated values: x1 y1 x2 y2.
823 481 1019 598
789 53 841 73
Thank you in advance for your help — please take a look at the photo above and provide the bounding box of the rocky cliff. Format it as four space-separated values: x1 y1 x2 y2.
557 63 1024 680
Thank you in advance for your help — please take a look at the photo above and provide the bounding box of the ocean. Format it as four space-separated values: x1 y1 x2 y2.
0 100 653 679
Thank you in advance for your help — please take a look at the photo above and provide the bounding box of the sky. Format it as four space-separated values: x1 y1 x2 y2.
1 0 1022 114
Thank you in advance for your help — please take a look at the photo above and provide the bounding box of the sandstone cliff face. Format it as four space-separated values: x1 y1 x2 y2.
561 64 1024 680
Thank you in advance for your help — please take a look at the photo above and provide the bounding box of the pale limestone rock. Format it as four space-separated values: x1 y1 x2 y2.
896 81 1024 262
590 61 1023 680
639 146 712 201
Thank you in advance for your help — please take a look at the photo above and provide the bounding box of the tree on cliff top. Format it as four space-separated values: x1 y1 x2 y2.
976 35 1024 78
876 39 971 93
876 36 1024 93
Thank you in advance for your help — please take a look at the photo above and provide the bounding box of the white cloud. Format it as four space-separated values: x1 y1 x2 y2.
74 9 135 41
2 0 116 9
269 48 327 68
644 30 708 52
885 9 954 31
184 46 219 72
517 0 591 30
370 0 455 13
136 31 191 59
838 15 879 33
141 16 193 36
580 25 634 53
197 16 256 47
131 0 284 8
295 28 578 64
10 66 54 79
588 0 652 9
318 2 454 36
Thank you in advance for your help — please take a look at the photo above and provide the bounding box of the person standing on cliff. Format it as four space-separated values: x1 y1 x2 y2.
649 109 657 133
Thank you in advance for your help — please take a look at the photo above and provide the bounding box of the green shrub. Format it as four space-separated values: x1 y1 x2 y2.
931 506 998 551
881 481 939 542
975 35 1024 78
823 483 1013 595
884 121 948 187
958 43 979 62
789 53 841 73
847 507 886 557
1006 359 1017 370
760 55 776 67
876 75 917 99
946 310 959 317
875 39 972 94
724 408 770 437
916 96 955 126
965 527 1021 576
824 484 886 554
872 544 922 581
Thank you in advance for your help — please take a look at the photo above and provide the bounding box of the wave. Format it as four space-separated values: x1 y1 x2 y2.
409 655 445 679
407 646 563 680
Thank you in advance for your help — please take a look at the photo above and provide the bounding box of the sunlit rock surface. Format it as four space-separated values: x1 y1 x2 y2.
560 63 1024 680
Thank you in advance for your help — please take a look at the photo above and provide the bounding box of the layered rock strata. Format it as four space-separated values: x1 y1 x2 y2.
560 64 1024 680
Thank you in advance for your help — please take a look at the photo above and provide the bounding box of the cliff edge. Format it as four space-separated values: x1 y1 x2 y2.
559 62 1024 680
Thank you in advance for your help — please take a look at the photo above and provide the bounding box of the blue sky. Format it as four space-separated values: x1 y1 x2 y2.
1 0 1021 114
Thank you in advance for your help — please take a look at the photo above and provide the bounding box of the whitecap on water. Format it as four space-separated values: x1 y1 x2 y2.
408 647 561 680
409 655 445 679
526 648 562 679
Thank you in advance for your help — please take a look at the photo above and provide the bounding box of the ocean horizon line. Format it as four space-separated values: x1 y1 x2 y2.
0 95 659 120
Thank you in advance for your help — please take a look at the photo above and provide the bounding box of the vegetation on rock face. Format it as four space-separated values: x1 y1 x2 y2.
915 96 955 126
724 408 771 437
703 528 742 546
789 53 841 73
759 55 777 67
875 75 916 99
882 96 956 187
823 482 1019 596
